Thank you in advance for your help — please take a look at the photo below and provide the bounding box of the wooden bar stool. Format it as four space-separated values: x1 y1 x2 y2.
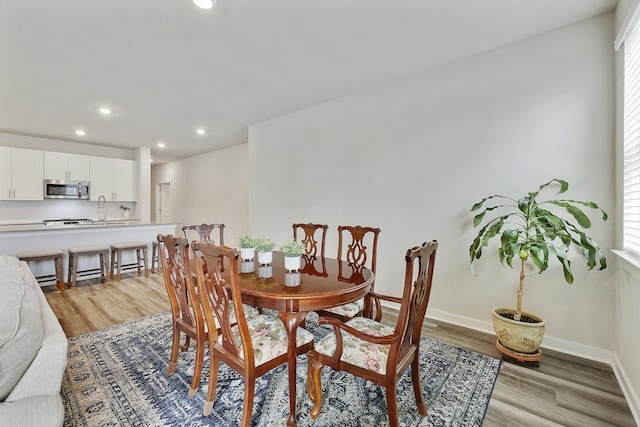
110 241 149 281
67 245 110 288
16 248 65 291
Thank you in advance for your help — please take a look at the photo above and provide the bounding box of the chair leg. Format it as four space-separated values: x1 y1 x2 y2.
136 249 142 275
100 252 107 282
143 247 149 277
167 325 180 376
411 356 428 416
189 338 205 397
307 351 316 403
309 359 324 419
385 384 399 427
181 336 191 352
110 249 115 279
55 255 64 291
203 356 219 416
71 254 78 288
241 375 256 427
67 254 72 288
117 250 123 281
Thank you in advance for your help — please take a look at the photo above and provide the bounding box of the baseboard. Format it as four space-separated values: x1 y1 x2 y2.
426 308 612 364
612 353 640 426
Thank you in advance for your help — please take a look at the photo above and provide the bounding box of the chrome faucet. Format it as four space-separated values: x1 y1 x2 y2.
97 195 106 225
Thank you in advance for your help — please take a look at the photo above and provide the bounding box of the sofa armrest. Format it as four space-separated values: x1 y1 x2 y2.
0 395 64 427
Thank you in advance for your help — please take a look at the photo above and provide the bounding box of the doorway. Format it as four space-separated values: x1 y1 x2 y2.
156 182 172 223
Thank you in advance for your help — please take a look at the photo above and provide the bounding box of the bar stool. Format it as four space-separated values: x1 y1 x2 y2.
110 241 149 281
16 248 65 291
67 245 110 288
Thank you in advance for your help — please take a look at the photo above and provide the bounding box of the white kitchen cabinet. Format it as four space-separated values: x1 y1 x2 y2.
0 147 44 200
44 152 90 181
90 156 136 201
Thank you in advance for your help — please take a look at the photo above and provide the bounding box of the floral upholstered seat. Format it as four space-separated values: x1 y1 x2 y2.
227 314 314 366
322 298 364 319
315 316 394 374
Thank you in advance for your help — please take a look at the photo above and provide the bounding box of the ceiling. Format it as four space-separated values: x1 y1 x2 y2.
0 0 617 164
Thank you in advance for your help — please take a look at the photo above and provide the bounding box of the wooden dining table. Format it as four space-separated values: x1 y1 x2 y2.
234 251 374 426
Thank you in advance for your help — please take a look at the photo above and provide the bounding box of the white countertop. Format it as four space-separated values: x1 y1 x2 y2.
0 220 172 233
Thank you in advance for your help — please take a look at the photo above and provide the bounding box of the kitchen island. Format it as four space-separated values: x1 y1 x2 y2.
0 221 177 285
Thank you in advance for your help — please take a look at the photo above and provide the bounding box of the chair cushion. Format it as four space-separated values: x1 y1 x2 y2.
16 248 63 259
223 314 314 366
206 304 259 330
315 316 394 375
68 245 110 253
110 242 147 250
323 297 364 318
0 266 44 401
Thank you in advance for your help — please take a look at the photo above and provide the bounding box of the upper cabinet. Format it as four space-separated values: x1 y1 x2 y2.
90 157 136 202
0 147 44 201
44 152 90 181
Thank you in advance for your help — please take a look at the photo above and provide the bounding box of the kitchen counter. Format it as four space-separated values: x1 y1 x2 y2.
0 221 177 283
0 220 162 233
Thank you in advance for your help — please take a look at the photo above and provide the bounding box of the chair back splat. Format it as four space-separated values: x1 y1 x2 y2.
309 240 437 427
182 223 225 244
320 225 381 320
293 223 328 258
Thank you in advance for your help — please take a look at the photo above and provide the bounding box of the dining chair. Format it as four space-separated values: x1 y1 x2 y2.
192 242 315 425
157 234 206 397
182 223 225 244
320 225 381 320
308 240 438 427
294 223 329 277
158 234 259 398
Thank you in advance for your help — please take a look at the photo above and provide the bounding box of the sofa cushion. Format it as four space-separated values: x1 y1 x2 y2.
0 266 44 401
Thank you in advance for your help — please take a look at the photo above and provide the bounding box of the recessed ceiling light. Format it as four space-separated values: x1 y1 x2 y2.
157 142 165 148
98 107 112 115
196 128 206 135
75 129 86 136
193 0 214 9
149 158 153 162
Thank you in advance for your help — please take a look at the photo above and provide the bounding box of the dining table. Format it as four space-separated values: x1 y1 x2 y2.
234 251 375 426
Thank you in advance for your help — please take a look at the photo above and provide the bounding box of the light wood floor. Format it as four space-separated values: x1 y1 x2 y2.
44 273 637 427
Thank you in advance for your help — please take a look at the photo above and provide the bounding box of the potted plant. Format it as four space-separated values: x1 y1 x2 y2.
238 235 255 261
255 237 277 265
119 205 131 220
469 179 607 356
279 240 305 272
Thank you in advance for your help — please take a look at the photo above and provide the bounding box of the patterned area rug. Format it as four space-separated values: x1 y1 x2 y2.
62 311 500 426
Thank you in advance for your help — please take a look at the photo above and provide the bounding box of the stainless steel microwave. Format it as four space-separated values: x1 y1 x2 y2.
44 179 90 199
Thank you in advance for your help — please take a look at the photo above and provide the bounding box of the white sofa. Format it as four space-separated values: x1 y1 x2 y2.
0 255 67 427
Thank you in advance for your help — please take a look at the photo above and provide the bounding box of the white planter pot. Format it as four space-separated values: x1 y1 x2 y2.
492 307 546 354
257 251 273 265
284 255 301 272
240 261 255 273
240 247 255 261
284 272 301 287
258 265 272 279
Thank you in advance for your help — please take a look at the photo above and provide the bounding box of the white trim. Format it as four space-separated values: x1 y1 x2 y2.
613 249 640 279
616 0 640 50
427 308 612 364
612 352 640 425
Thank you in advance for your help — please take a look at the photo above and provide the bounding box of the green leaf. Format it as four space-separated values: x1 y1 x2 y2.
547 201 591 228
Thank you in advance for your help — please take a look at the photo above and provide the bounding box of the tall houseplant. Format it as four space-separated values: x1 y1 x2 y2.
469 179 607 355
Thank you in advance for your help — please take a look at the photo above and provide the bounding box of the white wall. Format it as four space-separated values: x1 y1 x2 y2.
249 14 616 360
151 144 249 245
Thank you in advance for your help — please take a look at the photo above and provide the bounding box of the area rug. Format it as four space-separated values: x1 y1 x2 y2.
61 311 501 427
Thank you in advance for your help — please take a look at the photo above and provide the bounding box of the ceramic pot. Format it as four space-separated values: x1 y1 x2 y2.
284 272 301 287
492 307 545 354
258 265 272 279
257 251 273 265
284 255 301 272
240 261 255 273
240 247 255 261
